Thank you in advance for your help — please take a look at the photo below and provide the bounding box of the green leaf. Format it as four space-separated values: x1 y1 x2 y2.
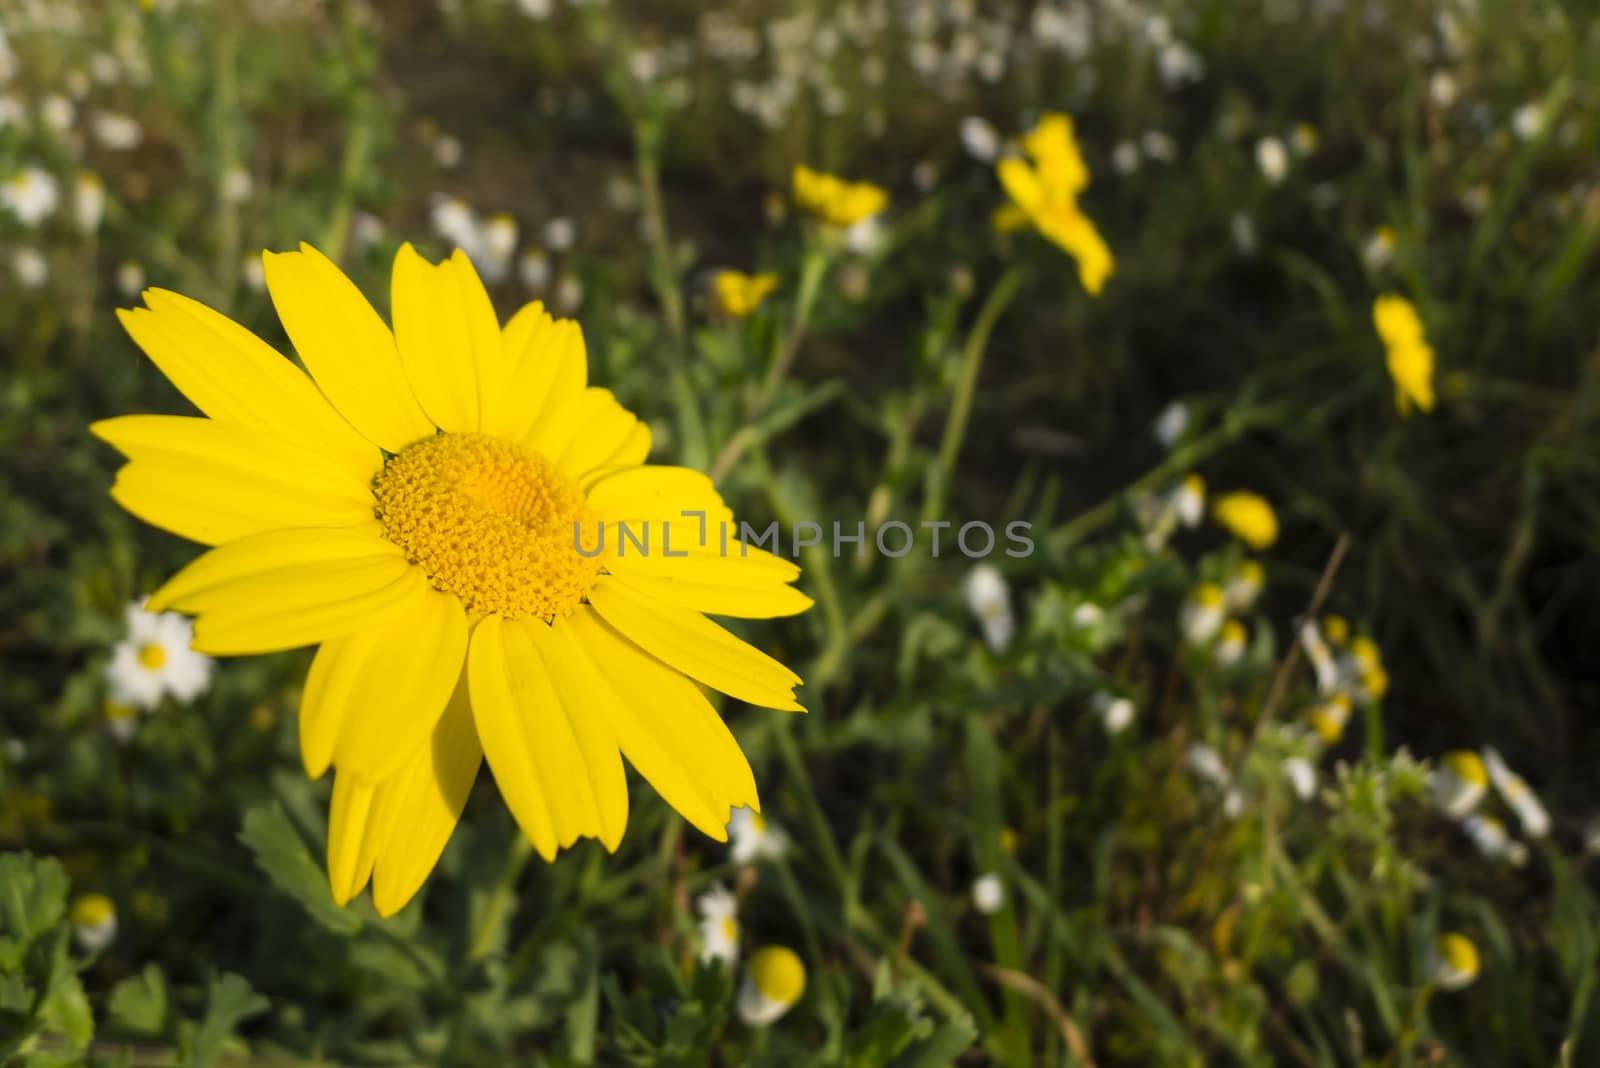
888 1014 979 1068
0 853 69 945
39 972 93 1050
108 964 170 1036
236 801 361 935
179 972 269 1068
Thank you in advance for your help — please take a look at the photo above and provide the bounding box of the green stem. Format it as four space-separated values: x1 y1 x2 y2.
633 125 709 469
467 834 533 961
770 717 850 897
709 246 831 484
926 266 1026 524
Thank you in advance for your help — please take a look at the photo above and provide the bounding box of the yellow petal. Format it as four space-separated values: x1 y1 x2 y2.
482 301 583 442
996 158 1046 216
92 416 376 546
519 317 590 457
390 244 500 434
599 525 799 582
467 615 620 860
327 774 380 905
586 577 803 711
148 524 399 612
368 672 482 917
190 560 426 656
584 465 731 523
603 567 813 620
262 243 436 452
118 290 378 480
556 389 641 479
568 607 756 836
529 618 630 850
301 585 468 782
592 422 652 473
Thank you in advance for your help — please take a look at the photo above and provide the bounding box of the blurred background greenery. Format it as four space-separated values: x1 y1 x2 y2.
3 0 1600 1064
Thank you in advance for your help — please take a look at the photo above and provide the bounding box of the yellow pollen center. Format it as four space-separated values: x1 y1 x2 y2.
721 916 737 941
373 433 603 620
138 643 166 670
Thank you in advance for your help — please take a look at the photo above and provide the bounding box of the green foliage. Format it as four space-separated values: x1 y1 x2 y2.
4 0 1600 1064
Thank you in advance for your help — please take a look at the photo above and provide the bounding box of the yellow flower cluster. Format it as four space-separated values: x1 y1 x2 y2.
791 165 888 229
1373 294 1436 416
1211 491 1278 550
713 270 779 319
995 113 1114 296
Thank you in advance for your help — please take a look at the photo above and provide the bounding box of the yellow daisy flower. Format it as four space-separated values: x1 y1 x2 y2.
1372 294 1436 416
791 164 888 229
70 893 117 952
1211 491 1278 550
995 112 1113 295
93 243 813 916
712 270 779 319
1430 932 1480 991
739 945 807 1025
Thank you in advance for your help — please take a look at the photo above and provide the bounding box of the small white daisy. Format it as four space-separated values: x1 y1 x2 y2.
1224 561 1263 613
478 213 518 284
518 248 551 293
1111 141 1141 176
965 564 1014 653
1483 748 1550 838
1181 584 1225 645
1 167 60 227
1185 742 1229 788
1462 814 1528 867
73 171 104 232
90 110 143 151
695 882 740 966
1429 933 1480 991
1141 130 1177 163
1430 750 1488 819
1171 474 1205 529
104 701 140 745
1298 620 1342 694
70 894 117 953
959 115 1000 162
114 260 146 299
13 247 47 289
1092 692 1135 735
1153 401 1189 448
1511 102 1545 141
1362 225 1396 270
971 871 1005 915
1283 757 1316 801
728 806 789 865
738 946 806 1026
105 599 214 711
1255 137 1289 184
1214 620 1247 667
542 216 577 252
555 273 584 314
220 166 254 204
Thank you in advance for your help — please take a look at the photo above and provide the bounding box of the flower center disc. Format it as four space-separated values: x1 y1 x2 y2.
373 433 603 620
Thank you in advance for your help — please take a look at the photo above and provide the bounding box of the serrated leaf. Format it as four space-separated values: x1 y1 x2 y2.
236 801 361 935
887 1014 979 1068
179 972 269 1068
0 853 69 944
108 963 169 1035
